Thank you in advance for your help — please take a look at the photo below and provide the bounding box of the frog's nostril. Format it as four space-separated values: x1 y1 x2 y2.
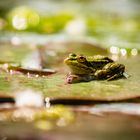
69 53 77 58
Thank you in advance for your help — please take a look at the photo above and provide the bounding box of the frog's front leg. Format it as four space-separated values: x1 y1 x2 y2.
66 74 81 84
66 74 95 84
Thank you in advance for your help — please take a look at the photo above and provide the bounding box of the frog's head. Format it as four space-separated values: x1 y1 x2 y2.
64 53 93 75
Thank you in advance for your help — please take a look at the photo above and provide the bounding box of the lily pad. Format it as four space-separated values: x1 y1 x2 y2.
0 40 139 102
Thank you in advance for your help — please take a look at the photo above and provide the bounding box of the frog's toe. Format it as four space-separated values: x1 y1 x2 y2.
107 73 123 81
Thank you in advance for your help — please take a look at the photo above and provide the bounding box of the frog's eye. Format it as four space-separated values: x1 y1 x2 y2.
77 56 86 63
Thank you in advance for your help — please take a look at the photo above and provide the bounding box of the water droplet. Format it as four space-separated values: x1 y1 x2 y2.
120 48 127 56
110 46 119 55
131 48 138 56
45 97 50 108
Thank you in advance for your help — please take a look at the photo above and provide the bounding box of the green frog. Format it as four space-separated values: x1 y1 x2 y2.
64 53 127 83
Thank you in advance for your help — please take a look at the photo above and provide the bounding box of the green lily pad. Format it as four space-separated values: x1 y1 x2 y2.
0 41 139 102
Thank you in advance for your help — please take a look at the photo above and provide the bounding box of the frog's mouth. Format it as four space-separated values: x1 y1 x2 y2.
64 58 93 75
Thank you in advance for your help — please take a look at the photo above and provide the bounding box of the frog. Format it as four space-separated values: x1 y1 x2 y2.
64 53 127 83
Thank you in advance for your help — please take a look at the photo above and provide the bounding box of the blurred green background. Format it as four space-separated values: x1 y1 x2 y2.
0 0 140 51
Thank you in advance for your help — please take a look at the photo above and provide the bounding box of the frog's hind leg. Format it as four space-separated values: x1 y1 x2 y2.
107 73 123 81
106 63 125 81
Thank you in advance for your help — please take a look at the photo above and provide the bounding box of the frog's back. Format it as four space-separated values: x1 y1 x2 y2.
87 55 114 69
87 55 113 62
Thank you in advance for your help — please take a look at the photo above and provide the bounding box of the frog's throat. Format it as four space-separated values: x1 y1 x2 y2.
67 62 94 75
